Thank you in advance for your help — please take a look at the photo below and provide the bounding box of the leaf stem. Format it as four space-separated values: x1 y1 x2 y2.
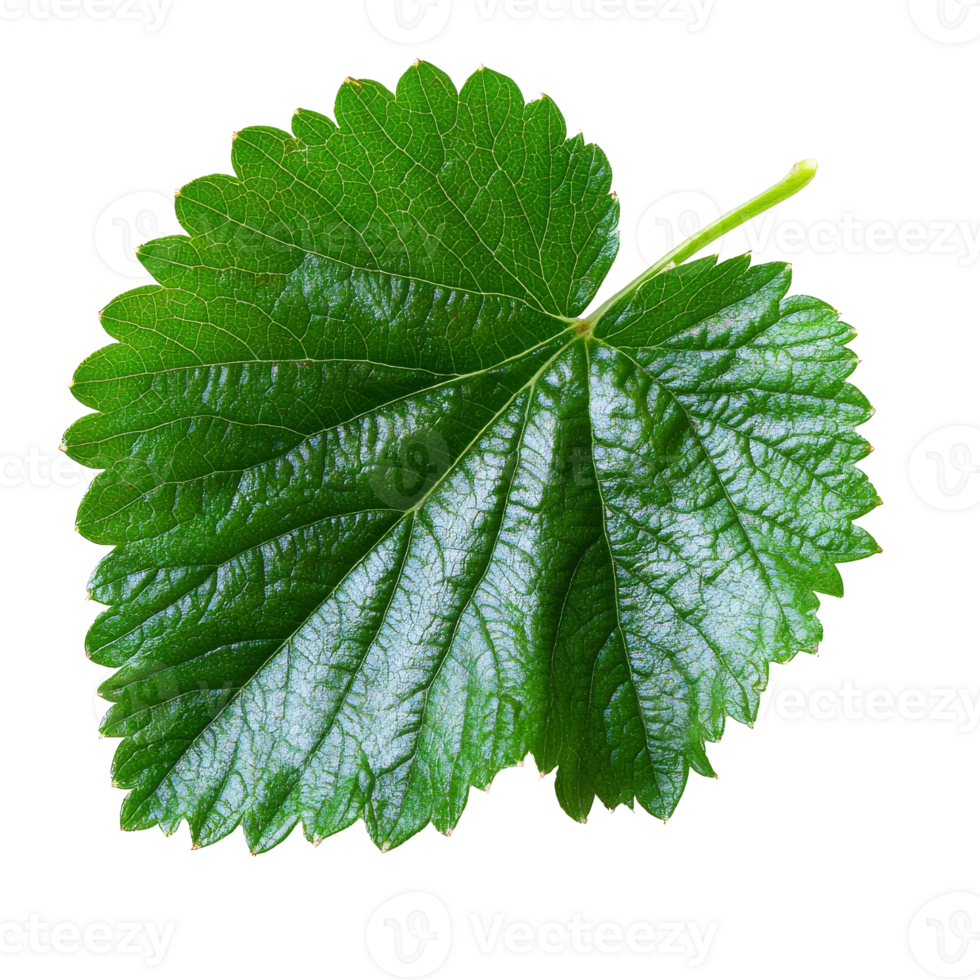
583 159 819 327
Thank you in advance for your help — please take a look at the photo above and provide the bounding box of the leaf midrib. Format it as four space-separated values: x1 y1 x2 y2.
584 340 667 801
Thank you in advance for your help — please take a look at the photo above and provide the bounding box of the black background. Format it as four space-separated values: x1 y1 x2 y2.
0 0 980 977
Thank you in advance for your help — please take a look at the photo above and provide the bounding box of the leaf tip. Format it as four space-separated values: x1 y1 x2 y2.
443 828 452 838
380 840 392 853
57 443 67 454
412 58 421 67
876 496 884 507
876 545 884 555
343 76 363 90
791 158 819 180
578 817 587 825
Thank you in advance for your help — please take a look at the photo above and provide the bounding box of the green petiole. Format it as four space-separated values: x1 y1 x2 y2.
583 159 819 328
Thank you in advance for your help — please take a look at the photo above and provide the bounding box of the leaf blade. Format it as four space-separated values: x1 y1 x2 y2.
74 64 877 851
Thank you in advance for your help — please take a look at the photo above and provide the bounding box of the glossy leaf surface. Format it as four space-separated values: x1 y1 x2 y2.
68 62 878 851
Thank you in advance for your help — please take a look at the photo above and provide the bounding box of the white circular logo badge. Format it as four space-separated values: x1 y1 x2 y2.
365 892 451 978
909 0 980 43
365 0 452 43
637 191 720 266
910 893 980 977
909 425 980 511
94 190 179 278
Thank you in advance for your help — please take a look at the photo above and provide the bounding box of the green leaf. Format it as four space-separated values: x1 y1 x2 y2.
69 61 878 852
